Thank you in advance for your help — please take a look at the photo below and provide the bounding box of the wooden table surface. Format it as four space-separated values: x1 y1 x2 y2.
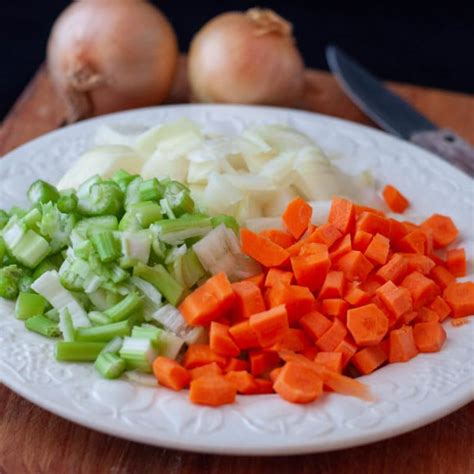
0 63 473 473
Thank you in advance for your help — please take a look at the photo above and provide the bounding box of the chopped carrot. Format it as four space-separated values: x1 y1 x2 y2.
403 221 419 233
446 248 467 277
421 214 459 249
376 253 408 283
249 305 289 347
282 197 313 239
356 212 391 238
264 268 294 287
401 271 440 309
443 281 474 318
389 218 409 243
273 361 323 403
397 230 426 254
364 233 390 265
351 345 387 375
291 248 331 293
389 325 418 363
298 311 332 341
402 253 436 274
266 282 315 323
253 378 274 394
429 296 451 322
329 234 352 261
231 281 265 320
259 229 295 249
353 230 373 253
210 321 241 357
344 282 371 306
269 366 283 383
422 227 435 255
301 345 319 360
316 318 347 351
299 242 328 256
334 338 358 367
451 318 469 327
286 224 341 256
179 272 235 326
430 265 455 289
228 320 259 350
225 370 259 394
376 281 413 319
153 357 190 391
429 253 447 267
335 250 374 282
319 271 345 299
413 322 446 352
314 352 343 373
244 272 265 290
271 328 311 352
383 184 409 213
346 303 389 346
379 339 390 358
182 344 227 370
189 362 223 381
189 375 236 406
321 298 349 321
241 228 290 267
414 307 439 323
328 197 356 234
224 358 249 373
249 350 280 376
355 204 385 217
401 310 418 325
360 274 384 295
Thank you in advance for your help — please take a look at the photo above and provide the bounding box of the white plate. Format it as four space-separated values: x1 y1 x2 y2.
0 105 473 455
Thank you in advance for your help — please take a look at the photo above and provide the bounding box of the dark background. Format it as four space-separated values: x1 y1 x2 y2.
1 1 473 119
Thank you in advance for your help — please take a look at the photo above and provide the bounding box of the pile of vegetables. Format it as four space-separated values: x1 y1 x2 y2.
59 119 374 226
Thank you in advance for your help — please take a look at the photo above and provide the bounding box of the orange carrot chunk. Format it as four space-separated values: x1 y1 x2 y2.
314 352 343 373
421 214 459 249
259 229 295 249
182 344 227 370
400 271 440 309
413 322 446 352
189 362 223 381
231 281 265 320
249 305 289 347
282 197 313 239
328 197 356 234
376 281 413 319
244 273 265 290
356 212 391 238
225 370 259 394
397 230 426 254
189 375 236 406
402 253 436 275
273 361 323 404
264 268 294 288
383 184 409 213
334 338 358 367
209 321 241 357
389 325 418 363
319 271 345 299
269 366 283 383
446 248 467 277
346 303 389 346
298 311 332 341
266 282 315 324
316 318 348 351
321 298 349 321
443 281 474 318
229 320 260 350
430 265 455 289
286 224 341 257
240 228 290 267
344 282 371 307
429 296 452 322
249 350 280 376
364 233 390 265
329 234 352 261
153 357 190 391
353 230 373 253
414 307 439 323
335 250 374 282
351 345 387 375
271 328 311 352
291 245 331 292
376 253 408 283
179 272 235 326
389 218 409 243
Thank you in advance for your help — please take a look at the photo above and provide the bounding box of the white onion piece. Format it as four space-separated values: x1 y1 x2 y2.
244 217 284 233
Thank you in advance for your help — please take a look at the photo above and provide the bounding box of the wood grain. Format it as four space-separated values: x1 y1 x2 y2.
0 63 473 473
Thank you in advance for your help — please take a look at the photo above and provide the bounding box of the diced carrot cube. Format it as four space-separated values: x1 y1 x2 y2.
182 344 227 370
249 305 289 348
189 362 223 381
414 307 439 323
259 229 295 249
328 197 356 234
329 234 352 261
249 350 280 376
413 322 446 352
335 250 374 282
319 271 345 299
429 296 451 322
388 218 409 243
334 338 358 367
210 321 241 357
298 311 332 341
189 375 236 406
446 248 467 277
301 345 319 360
271 328 311 352
316 318 347 351
382 184 409 213
224 358 249 373
229 320 260 350
443 281 474 318
225 370 259 394
321 298 349 321
389 325 418 363
356 212 391 238
344 282 371 306
291 245 331 292
231 281 265 320
397 230 426 254
153 357 190 391
240 228 290 267
314 352 343 373
376 281 413 319
264 268 294 287
364 233 390 265
402 253 436 274
346 303 389 346
376 253 408 283
400 271 440 309
353 230 373 252
351 345 387 375
266 282 315 324
282 197 313 239
430 265 455 289
421 214 459 249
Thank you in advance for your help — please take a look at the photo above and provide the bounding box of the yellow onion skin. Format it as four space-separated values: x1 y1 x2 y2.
188 10 305 106
47 0 178 122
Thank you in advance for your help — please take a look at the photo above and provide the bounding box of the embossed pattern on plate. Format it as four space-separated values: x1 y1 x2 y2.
0 105 473 455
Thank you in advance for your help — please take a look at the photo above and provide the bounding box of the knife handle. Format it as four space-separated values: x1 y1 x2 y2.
410 129 474 177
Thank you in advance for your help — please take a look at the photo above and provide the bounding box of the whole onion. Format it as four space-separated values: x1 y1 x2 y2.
47 0 178 122
188 9 305 106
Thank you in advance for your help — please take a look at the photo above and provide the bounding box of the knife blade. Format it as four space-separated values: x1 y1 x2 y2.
326 45 474 177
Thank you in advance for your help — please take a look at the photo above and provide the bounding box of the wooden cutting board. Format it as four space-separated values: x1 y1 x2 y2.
0 63 473 473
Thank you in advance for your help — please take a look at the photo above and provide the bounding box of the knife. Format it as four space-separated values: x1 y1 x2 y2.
325 45 474 177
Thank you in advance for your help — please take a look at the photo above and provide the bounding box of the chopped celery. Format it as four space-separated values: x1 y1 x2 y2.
164 244 187 266
151 304 201 345
3 218 26 250
118 211 142 231
151 237 167 263
38 203 75 254
125 176 143 209
0 237 6 262
11 230 50 268
27 180 59 205
164 181 195 216
56 341 106 361
181 248 206 288
159 198 175 219
151 215 211 245
73 241 93 259
121 231 151 264
45 307 60 322
76 319 131 342
0 273 18 300
129 201 162 227
77 181 123 217
23 208 42 229
15 292 47 320
9 207 27 219
18 274 34 293
100 336 123 354
112 169 136 191
119 336 157 372
88 310 111 325
32 258 57 280
95 352 126 379
159 331 185 360
131 324 163 349
211 214 239 235
0 210 9 229
130 276 162 308
139 178 165 202
59 308 75 341
104 292 142 322
74 216 118 241
57 193 78 213
25 315 60 338
133 262 184 306
90 230 121 263
87 288 121 311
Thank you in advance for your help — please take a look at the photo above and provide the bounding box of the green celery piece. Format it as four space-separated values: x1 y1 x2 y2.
152 215 211 245
56 341 107 361
100 336 124 354
18 274 34 293
131 324 164 349
112 170 136 193
73 240 93 260
32 258 58 280
159 331 185 359
159 198 176 219
25 315 60 338
38 202 76 254
139 178 165 202
0 265 23 300
95 352 126 379
0 210 9 229
27 180 60 205
88 310 111 325
211 214 239 235
45 307 60 322
133 262 184 306
57 193 78 213
151 237 167 264
181 248 206 288
59 308 76 342
74 216 118 240
12 230 50 268
23 208 42 229
77 181 124 217
90 230 121 263
76 319 131 342
0 237 6 262
119 336 157 373
164 181 195 216
104 292 143 322
15 292 47 320
129 201 162 227
125 177 143 209
118 211 142 231
9 207 27 219
88 288 122 312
